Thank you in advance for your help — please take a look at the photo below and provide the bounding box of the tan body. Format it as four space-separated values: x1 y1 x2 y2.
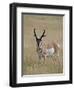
39 40 60 60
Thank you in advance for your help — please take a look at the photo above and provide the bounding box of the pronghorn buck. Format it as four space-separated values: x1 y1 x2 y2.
34 29 60 61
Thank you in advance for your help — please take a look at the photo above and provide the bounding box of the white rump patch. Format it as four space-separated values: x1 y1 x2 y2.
46 48 55 56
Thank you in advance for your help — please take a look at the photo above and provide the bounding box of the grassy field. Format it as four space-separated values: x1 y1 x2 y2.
22 14 63 75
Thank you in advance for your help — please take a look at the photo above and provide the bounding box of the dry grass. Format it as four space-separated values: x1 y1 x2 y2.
22 47 63 75
22 14 63 75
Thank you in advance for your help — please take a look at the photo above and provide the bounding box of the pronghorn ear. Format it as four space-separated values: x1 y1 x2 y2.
43 35 46 37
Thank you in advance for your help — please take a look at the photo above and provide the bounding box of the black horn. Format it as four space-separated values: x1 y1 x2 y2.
34 28 37 39
40 30 46 40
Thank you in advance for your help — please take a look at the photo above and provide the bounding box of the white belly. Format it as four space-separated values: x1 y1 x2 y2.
46 48 55 56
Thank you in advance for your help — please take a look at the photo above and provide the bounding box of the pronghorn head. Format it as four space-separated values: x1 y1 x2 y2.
34 28 46 48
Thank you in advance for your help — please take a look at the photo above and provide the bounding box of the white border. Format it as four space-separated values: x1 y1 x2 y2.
17 7 70 83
